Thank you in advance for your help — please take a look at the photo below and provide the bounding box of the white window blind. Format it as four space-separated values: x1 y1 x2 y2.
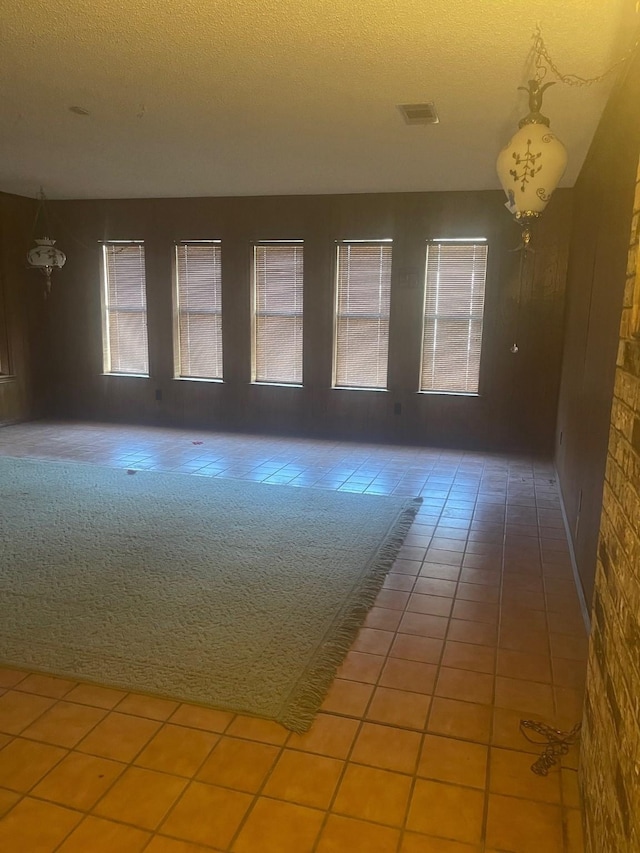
175 242 223 380
253 242 303 384
421 241 488 394
101 242 149 375
334 241 392 389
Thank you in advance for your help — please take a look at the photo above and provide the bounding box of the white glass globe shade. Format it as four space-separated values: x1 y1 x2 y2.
497 123 567 218
27 238 66 272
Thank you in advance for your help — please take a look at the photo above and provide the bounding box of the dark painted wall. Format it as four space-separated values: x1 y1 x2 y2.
44 189 572 453
555 50 640 606
0 192 46 425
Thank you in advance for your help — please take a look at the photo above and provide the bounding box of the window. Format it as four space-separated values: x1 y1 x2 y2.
253 242 303 384
101 242 149 375
174 241 223 380
334 241 392 389
421 240 488 394
0 276 9 377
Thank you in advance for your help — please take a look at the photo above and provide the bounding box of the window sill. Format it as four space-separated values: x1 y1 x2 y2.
251 381 303 388
0 374 17 384
417 390 480 398
102 372 150 379
332 386 389 392
174 376 224 384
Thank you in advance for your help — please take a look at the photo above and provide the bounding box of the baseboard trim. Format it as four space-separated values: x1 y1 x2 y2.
0 417 28 429
555 467 592 635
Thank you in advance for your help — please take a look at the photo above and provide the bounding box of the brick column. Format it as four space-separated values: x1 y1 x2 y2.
581 161 640 853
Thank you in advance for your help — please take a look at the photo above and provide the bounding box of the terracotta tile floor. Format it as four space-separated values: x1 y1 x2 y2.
0 421 588 852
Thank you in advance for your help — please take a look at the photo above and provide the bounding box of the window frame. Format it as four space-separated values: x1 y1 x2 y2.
332 238 393 391
0 267 11 379
173 240 223 382
100 240 150 377
251 240 304 386
419 237 488 397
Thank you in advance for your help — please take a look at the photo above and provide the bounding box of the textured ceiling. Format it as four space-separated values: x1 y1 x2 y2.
0 0 637 199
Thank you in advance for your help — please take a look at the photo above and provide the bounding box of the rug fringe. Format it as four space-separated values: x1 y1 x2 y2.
280 496 423 733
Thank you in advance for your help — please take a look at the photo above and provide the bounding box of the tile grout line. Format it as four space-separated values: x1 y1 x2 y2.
539 471 571 853
0 683 230 850
43 697 231 851
394 481 452 853
0 429 585 852
476 456 507 853
307 479 445 853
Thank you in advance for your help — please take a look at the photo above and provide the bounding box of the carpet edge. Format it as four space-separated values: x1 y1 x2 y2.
279 495 423 733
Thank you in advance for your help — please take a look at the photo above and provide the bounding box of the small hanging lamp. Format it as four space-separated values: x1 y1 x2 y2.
496 24 638 355
497 22 639 240
496 78 568 246
27 191 66 294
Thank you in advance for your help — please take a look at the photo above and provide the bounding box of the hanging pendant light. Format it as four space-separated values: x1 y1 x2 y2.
27 191 66 294
497 79 567 355
496 25 638 356
496 79 568 245
27 238 66 291
497 21 639 237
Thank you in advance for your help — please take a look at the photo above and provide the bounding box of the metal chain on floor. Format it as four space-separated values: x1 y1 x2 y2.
519 719 582 775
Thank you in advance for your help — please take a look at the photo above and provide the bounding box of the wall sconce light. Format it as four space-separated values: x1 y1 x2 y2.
27 190 66 294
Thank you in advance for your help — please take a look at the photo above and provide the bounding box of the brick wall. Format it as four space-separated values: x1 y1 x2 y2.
581 162 640 852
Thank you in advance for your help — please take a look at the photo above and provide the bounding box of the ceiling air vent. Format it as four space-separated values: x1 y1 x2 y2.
398 103 439 125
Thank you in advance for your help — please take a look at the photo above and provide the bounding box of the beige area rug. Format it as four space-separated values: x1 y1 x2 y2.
0 456 421 731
